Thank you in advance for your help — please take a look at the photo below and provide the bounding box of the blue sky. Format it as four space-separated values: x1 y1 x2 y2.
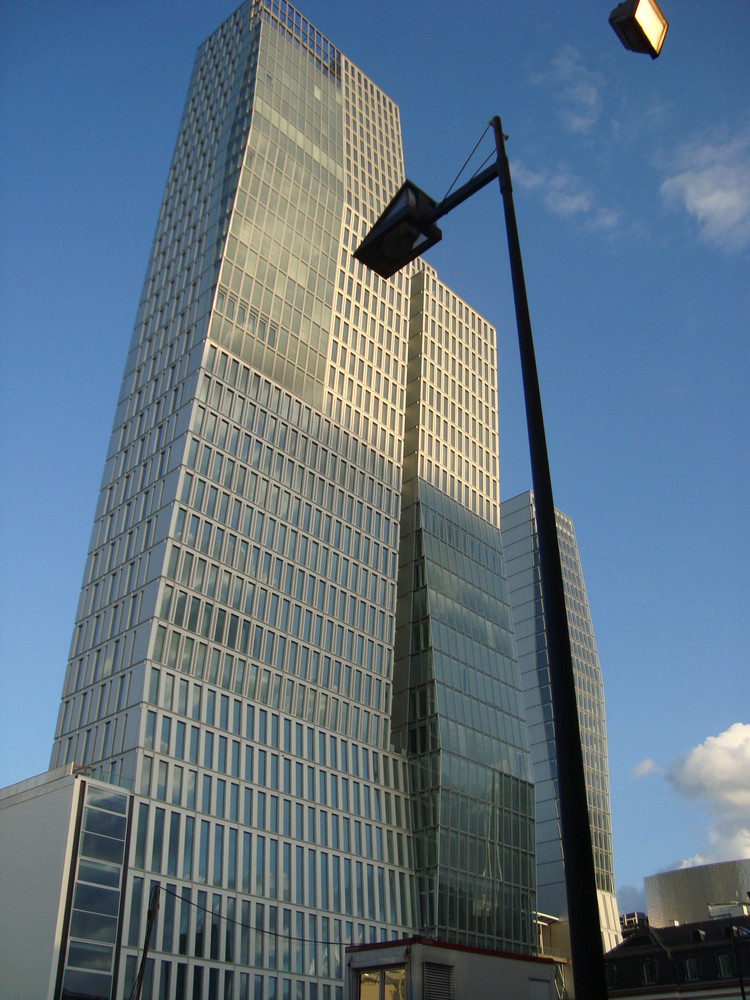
1 1 748 913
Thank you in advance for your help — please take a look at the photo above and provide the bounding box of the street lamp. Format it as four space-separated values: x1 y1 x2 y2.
355 117 608 1000
609 0 669 59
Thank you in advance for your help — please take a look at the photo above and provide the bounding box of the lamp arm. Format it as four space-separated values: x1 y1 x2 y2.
424 162 500 226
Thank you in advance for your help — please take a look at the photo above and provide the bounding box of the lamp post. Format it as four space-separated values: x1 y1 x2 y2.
355 117 608 999
730 924 748 1000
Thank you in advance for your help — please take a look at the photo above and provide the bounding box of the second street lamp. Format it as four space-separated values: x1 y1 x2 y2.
355 117 608 1000
609 0 669 58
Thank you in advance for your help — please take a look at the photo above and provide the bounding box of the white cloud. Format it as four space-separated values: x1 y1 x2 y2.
510 160 545 192
666 722 750 863
549 45 603 135
545 172 592 217
632 757 660 779
512 159 620 234
591 206 620 232
660 126 750 252
667 723 750 808
678 852 710 870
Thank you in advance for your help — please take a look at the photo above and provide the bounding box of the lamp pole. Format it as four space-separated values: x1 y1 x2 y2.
354 114 608 998
490 114 607 1000
730 924 748 1000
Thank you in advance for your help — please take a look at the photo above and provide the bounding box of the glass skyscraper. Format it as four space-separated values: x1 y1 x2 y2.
500 490 621 955
393 270 535 951
45 2 536 997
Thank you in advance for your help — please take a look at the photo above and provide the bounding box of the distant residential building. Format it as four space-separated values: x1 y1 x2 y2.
621 911 650 940
604 915 750 999
500 490 621 964
646 858 750 927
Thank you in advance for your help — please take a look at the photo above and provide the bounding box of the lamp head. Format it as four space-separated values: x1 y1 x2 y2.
609 0 668 59
354 181 442 278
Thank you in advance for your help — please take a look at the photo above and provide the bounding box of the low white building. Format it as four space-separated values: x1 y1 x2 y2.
0 766 132 1000
344 936 559 1000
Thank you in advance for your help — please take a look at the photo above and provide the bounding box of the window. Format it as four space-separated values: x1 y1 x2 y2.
356 967 406 1000
358 971 379 1000
642 959 657 985
717 952 733 978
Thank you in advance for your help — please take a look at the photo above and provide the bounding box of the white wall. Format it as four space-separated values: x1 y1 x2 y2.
0 770 80 1000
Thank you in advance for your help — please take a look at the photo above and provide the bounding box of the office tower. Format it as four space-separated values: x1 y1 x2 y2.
393 269 536 952
40 2 536 997
500 490 621 954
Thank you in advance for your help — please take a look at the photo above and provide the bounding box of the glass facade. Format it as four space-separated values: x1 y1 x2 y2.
47 2 538 995
500 490 620 951
393 271 535 953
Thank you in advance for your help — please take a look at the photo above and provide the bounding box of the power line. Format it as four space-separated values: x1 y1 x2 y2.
151 882 392 951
